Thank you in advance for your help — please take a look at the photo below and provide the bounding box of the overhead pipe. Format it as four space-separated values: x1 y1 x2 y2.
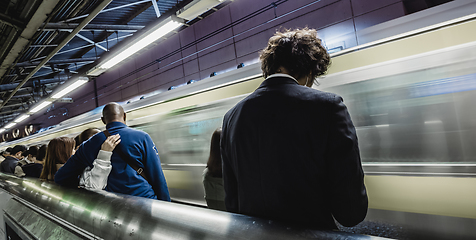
0 77 68 92
15 57 97 67
41 23 144 32
0 0 113 110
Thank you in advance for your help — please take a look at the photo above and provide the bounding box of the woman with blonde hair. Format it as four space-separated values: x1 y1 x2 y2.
40 137 75 181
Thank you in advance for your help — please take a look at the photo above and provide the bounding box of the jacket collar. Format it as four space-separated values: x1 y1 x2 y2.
106 121 127 130
259 74 300 88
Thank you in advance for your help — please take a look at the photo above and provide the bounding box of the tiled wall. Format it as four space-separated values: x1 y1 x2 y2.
34 0 408 127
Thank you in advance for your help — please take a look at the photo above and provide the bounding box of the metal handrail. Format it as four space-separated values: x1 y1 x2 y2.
0 173 389 240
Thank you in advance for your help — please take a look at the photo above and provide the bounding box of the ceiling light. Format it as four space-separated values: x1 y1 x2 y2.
0 129 5 133
98 17 183 70
177 0 224 21
5 123 16 129
30 101 52 113
51 77 88 99
14 115 29 123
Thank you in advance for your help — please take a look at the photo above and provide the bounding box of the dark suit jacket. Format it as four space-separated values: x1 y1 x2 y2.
0 156 19 174
221 76 368 229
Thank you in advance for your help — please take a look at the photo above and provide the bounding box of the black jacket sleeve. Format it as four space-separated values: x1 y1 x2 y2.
326 95 368 227
221 116 239 213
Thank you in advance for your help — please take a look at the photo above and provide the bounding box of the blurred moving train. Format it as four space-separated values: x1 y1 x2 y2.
2 1 476 239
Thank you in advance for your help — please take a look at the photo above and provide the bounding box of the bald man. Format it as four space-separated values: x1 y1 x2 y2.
55 102 170 201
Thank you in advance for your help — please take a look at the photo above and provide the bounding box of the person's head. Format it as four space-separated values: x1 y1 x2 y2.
260 28 331 87
27 146 38 161
40 137 75 181
4 147 12 157
22 149 29 158
37 145 47 163
11 145 27 159
78 128 101 146
206 128 222 178
101 102 126 125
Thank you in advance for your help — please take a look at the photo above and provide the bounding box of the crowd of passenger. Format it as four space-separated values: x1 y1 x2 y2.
0 128 114 182
0 28 368 230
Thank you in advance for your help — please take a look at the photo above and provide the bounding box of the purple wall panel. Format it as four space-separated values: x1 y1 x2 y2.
184 72 200 83
194 6 234 57
98 90 122 106
121 84 139 100
158 52 183 72
179 26 198 60
183 59 200 76
279 0 353 31
351 0 402 16
234 29 274 58
96 66 120 86
155 35 182 61
69 93 96 117
155 65 185 85
229 0 275 42
138 74 160 94
354 2 405 31
198 44 237 71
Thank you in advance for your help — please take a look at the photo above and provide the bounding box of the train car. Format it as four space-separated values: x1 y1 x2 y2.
2 2 476 239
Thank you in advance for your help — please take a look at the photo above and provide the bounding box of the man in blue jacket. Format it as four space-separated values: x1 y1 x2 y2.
55 102 170 201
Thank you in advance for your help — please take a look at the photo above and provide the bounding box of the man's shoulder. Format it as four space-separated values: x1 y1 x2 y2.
122 126 149 138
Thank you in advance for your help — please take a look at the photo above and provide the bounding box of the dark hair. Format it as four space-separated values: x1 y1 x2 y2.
28 146 38 157
40 137 75 181
5 147 12 154
74 135 80 149
22 150 29 157
11 145 27 155
260 28 331 82
78 128 101 146
206 128 222 178
37 145 47 161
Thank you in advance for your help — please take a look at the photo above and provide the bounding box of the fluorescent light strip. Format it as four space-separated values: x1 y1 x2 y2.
5 123 16 129
100 20 182 69
30 101 52 113
0 128 5 133
14 115 29 123
51 79 88 99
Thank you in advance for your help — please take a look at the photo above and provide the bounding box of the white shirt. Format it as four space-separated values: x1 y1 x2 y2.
266 73 300 84
79 150 113 189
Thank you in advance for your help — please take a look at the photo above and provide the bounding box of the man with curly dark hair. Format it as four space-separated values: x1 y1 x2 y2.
220 28 368 230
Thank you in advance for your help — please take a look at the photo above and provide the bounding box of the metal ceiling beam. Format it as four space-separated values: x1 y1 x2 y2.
16 57 98 67
0 0 61 83
0 75 69 92
151 0 162 18
0 0 114 110
61 0 151 23
30 44 58 47
41 23 144 32
76 33 108 52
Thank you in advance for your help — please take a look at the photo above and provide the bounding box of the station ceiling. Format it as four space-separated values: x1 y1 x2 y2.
0 0 189 128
